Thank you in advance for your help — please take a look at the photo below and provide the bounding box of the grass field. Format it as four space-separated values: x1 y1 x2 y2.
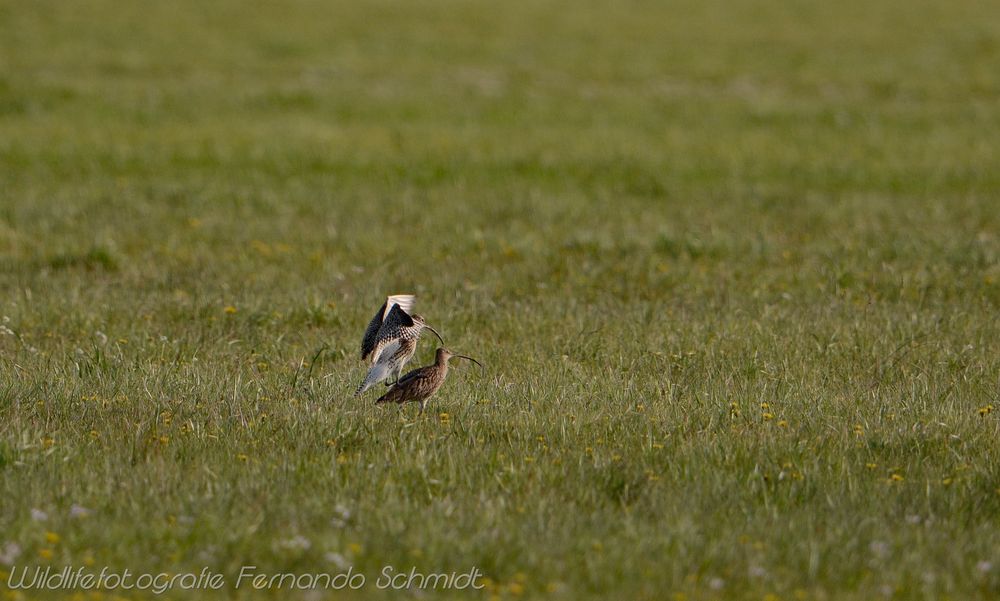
2 0 999 599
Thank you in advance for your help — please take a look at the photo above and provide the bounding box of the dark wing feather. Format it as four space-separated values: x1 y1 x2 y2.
360 300 388 360
395 365 424 386
376 366 434 404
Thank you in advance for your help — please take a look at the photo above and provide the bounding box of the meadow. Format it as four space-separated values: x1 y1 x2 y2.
1 0 999 598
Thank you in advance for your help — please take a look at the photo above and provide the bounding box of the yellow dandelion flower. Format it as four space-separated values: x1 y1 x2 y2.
38 548 54 560
889 474 904 482
760 402 770 409
762 413 774 420
979 405 994 416
777 420 788 428
224 306 237 314
236 453 248 462
866 462 878 470
853 424 864 435
336 453 349 465
942 477 953 485
652 443 664 449
45 532 60 544
508 581 524 596
348 542 362 554
524 456 535 463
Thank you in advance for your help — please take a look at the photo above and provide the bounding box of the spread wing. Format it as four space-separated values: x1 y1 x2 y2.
360 301 387 360
368 304 414 364
361 294 415 361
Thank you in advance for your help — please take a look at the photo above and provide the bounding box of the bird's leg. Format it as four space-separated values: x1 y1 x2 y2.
418 401 426 415
385 365 401 386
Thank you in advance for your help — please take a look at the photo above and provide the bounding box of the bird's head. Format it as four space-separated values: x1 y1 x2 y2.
436 347 483 368
412 315 445 345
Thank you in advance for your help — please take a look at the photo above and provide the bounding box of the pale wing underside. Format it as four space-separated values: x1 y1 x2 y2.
356 359 394 396
356 339 412 396
369 338 401 369
382 294 415 319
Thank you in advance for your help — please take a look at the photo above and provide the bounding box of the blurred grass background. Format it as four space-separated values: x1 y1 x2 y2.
1 0 999 599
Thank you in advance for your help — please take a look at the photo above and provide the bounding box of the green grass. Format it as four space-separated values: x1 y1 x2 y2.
1 0 999 599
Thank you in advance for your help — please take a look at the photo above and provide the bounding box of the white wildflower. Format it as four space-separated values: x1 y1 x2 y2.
324 552 349 569
0 542 22 565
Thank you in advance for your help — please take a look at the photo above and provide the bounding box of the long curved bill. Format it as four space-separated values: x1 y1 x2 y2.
453 354 484 369
425 324 446 346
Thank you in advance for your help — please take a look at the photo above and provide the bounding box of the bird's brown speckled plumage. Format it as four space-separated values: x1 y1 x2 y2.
376 348 482 413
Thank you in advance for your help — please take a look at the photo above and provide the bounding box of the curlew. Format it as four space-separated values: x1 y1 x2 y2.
376 347 482 413
355 294 445 396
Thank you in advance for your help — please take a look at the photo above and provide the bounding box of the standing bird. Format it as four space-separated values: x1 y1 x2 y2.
355 294 445 396
376 347 482 413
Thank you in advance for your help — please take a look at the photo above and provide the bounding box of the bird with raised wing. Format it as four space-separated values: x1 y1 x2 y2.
376 347 482 413
355 294 445 396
